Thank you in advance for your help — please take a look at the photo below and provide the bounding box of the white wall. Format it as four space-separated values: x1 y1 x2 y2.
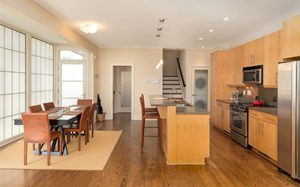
163 50 179 76
183 49 211 104
94 48 163 120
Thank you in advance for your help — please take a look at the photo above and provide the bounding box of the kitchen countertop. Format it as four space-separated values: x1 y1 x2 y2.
149 95 209 114
216 99 235 105
248 107 277 116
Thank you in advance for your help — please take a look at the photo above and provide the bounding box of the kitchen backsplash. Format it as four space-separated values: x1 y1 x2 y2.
258 87 278 106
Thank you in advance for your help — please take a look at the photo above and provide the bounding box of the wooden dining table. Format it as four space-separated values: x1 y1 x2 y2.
14 105 84 156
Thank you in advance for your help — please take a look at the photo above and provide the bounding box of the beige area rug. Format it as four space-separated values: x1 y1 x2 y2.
0 131 122 171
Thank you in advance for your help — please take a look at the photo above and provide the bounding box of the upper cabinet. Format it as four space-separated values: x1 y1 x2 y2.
263 31 279 88
244 38 264 67
281 14 300 59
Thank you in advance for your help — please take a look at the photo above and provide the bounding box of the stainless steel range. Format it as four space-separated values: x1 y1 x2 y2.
230 101 252 148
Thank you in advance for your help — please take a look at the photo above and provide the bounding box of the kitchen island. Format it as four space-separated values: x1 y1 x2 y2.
149 95 210 165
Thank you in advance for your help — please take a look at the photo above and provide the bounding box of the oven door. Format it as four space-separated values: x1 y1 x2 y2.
230 110 247 136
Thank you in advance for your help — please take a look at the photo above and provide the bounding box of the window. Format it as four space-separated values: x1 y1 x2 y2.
31 38 54 105
60 50 84 60
0 25 26 144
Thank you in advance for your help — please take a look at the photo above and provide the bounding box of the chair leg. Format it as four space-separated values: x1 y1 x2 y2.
92 122 94 138
59 136 63 156
78 133 81 151
87 128 89 143
47 142 51 166
85 130 88 145
38 143 41 155
158 119 163 152
141 118 145 152
24 141 28 165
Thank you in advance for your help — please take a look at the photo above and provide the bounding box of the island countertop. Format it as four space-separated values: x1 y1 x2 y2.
149 95 209 114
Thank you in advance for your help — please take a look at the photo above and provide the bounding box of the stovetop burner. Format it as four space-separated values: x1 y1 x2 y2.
232 102 253 112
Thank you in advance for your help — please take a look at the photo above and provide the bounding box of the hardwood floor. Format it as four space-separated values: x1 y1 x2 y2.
0 113 299 187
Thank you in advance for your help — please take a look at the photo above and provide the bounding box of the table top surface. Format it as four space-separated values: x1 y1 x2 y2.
14 105 84 125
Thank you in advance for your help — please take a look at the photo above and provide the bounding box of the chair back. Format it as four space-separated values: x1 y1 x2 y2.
21 113 50 142
77 99 92 106
139 96 145 116
88 103 97 126
79 105 91 130
29 104 43 113
43 102 55 111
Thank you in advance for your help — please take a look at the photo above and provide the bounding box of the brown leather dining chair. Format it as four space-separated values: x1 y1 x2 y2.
29 104 43 113
139 96 162 152
77 99 92 106
28 104 44 151
65 105 91 151
22 113 62 166
43 102 55 111
87 103 97 141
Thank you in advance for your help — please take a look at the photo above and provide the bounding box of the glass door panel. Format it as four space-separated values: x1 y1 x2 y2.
193 69 209 111
61 63 84 106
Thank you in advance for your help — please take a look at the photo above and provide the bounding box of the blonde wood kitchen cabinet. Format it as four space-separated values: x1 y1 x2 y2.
216 101 231 133
248 109 278 161
263 31 279 88
244 38 264 67
281 14 300 59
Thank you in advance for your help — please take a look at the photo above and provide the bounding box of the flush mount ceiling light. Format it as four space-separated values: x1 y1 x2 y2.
80 23 98 34
224 17 230 21
209 29 214 33
198 37 203 41
159 18 165 23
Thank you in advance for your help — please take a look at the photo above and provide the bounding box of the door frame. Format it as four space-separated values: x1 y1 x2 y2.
111 64 134 120
56 47 92 106
191 65 210 112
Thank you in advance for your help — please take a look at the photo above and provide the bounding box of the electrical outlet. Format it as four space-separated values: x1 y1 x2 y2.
247 90 252 96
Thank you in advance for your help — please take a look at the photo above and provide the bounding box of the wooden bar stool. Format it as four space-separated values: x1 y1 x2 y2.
139 96 162 152
141 94 158 113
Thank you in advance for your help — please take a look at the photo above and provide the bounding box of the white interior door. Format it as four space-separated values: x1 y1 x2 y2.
192 68 209 112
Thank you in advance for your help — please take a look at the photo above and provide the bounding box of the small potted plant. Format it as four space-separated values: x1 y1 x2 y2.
96 94 106 122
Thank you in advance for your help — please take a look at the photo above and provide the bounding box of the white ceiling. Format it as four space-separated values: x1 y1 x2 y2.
35 0 300 49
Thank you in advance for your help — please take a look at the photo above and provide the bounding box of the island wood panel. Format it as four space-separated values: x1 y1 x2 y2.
176 114 209 164
157 106 210 165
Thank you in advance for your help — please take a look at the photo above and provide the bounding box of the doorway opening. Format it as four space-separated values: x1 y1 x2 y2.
113 66 132 114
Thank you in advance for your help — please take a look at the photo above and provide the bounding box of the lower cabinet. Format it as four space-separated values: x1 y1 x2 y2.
216 101 231 133
248 109 278 161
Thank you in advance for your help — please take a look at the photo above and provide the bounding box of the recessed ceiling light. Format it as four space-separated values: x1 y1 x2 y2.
209 29 214 33
159 18 165 23
198 37 203 41
224 17 229 21
155 34 161 38
157 27 163 31
201 46 205 49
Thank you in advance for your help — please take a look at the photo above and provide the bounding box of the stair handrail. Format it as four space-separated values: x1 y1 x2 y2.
176 57 186 87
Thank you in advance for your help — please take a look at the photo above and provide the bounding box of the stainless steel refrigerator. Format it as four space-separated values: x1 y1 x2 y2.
278 61 300 179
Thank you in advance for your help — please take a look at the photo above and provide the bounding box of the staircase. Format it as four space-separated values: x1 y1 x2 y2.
163 76 184 99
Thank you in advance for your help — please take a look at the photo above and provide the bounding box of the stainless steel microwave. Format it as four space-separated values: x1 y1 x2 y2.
243 65 263 84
